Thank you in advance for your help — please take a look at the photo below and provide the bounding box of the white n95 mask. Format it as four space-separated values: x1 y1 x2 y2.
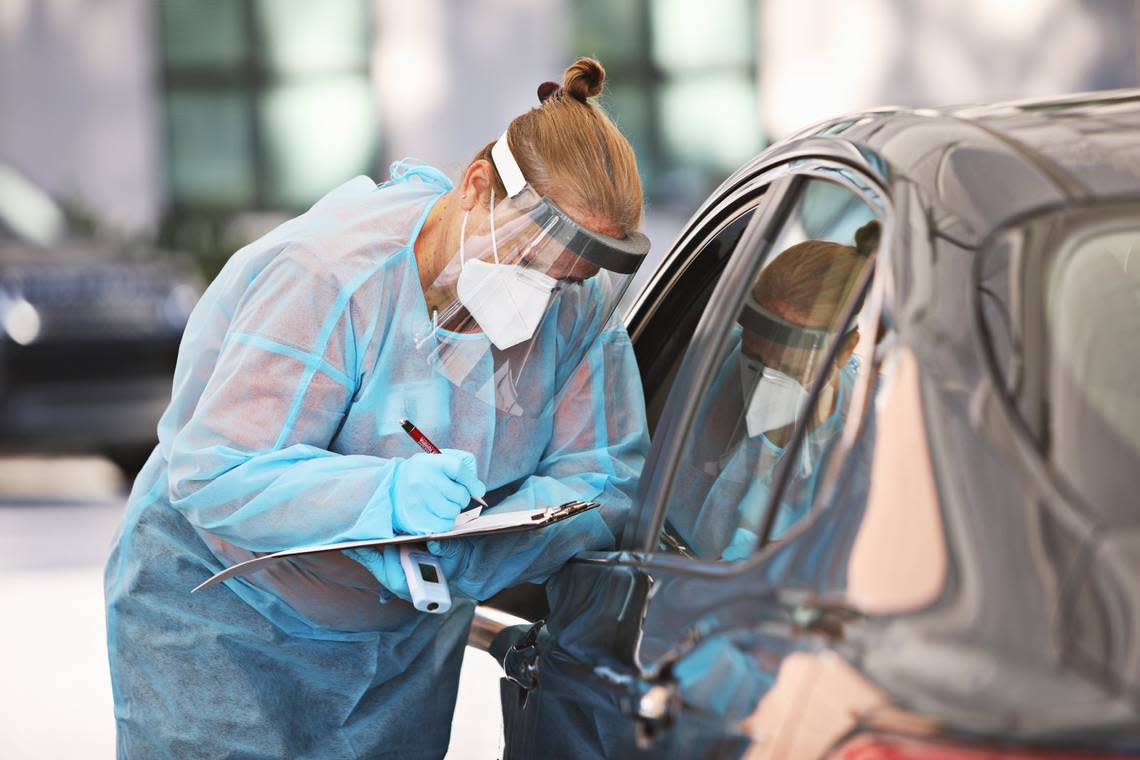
738 354 766 402
745 367 809 438
457 258 557 350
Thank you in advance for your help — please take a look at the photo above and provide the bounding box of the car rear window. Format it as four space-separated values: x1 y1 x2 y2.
1042 219 1140 696
1046 224 1140 520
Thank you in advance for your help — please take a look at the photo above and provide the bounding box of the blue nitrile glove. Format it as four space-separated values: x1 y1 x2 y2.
391 449 487 535
345 541 471 604
343 546 411 602
426 539 474 596
721 527 757 562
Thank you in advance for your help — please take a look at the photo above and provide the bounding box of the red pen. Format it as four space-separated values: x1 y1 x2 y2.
399 418 489 509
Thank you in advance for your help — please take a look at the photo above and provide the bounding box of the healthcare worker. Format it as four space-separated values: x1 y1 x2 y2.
670 223 878 560
104 57 650 758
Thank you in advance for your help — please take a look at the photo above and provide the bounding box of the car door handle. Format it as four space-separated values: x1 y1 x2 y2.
633 683 679 749
498 620 545 693
786 599 860 639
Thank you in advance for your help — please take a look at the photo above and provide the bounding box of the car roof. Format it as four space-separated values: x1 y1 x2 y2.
729 89 1140 248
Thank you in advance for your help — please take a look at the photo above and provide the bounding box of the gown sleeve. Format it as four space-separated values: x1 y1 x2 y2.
165 247 404 553
445 325 650 600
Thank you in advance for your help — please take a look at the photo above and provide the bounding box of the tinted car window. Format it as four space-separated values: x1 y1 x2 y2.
660 177 881 560
976 210 1140 701
1046 235 1140 675
1046 224 1140 519
634 207 758 433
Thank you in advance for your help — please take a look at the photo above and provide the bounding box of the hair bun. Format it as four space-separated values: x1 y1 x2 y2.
854 220 881 256
537 81 561 103
562 57 605 103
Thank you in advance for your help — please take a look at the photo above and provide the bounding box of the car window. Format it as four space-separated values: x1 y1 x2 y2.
633 206 761 433
658 176 881 561
1046 223 1140 520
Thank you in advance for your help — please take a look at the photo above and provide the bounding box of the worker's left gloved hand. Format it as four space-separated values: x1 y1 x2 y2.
343 547 411 602
344 539 475 604
426 538 474 596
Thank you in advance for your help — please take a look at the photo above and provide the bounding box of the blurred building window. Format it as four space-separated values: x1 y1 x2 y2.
572 0 763 206
159 0 377 211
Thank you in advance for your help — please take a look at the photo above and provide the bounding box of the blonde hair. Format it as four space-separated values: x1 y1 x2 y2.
469 57 643 235
754 221 879 327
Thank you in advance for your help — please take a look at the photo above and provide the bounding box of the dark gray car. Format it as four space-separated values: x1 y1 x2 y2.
470 89 1140 758
0 165 201 474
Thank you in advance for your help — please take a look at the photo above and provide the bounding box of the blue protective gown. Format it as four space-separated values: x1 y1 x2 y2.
667 332 857 559
104 161 649 758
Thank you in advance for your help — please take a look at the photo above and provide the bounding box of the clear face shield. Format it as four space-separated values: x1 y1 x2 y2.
414 131 650 417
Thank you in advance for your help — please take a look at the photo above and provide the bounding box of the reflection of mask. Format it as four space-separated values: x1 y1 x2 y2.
745 367 808 438
457 258 557 349
738 354 766 403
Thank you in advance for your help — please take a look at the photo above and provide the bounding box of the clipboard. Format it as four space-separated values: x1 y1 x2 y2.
192 500 599 593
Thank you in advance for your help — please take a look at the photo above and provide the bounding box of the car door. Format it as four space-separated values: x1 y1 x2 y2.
494 160 895 759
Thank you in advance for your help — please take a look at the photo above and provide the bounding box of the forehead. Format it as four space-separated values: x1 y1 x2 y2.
556 200 624 239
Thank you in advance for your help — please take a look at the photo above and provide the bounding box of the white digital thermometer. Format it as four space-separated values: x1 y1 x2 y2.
399 544 452 614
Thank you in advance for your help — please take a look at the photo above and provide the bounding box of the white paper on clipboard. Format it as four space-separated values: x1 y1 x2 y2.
192 500 599 593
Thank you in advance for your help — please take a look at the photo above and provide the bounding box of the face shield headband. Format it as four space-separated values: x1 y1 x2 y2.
737 293 837 350
490 131 650 274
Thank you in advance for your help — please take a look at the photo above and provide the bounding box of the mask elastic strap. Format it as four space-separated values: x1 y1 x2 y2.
488 186 500 264
459 209 470 267
414 307 442 350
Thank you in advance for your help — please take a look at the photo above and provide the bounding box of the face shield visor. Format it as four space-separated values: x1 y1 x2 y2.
414 131 650 417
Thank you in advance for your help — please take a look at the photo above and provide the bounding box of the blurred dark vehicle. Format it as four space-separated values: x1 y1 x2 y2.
0 165 201 475
470 90 1140 758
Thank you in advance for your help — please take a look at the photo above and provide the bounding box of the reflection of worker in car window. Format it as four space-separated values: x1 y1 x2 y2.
672 222 878 559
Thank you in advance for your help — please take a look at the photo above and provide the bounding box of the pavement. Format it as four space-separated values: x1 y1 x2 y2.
0 456 503 759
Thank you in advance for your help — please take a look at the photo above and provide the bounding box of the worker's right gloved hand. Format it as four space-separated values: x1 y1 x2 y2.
391 449 487 535
720 527 757 562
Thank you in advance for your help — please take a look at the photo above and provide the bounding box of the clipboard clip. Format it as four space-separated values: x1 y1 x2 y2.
535 500 596 522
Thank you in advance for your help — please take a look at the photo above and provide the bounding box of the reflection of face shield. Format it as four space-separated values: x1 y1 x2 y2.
418 130 650 416
737 295 851 437
738 294 856 384
738 296 832 352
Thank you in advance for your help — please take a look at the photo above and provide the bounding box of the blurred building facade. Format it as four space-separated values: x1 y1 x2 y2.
1 0 1137 273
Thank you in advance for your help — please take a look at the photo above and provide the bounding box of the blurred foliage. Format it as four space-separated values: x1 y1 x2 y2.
55 197 166 262
56 198 101 239
159 208 242 281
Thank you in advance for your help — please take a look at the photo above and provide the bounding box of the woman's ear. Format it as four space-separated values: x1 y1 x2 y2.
459 160 494 211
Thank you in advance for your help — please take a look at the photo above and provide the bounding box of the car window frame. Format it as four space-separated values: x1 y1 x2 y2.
623 168 800 551
626 170 789 342
626 172 787 434
624 158 895 571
